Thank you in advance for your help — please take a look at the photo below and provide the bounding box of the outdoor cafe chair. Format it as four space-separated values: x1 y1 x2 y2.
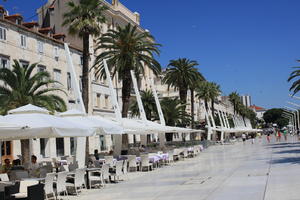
101 164 110 184
10 180 39 199
88 169 103 188
0 173 9 182
104 156 114 167
140 154 153 172
167 151 174 163
122 160 128 176
56 171 68 198
127 155 137 172
94 160 102 168
110 161 123 182
13 171 29 181
68 161 79 172
44 173 56 200
66 168 86 196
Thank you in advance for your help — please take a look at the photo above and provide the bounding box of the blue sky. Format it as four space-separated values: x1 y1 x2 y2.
2 0 300 109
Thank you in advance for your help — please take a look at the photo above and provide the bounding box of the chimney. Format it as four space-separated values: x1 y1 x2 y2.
0 5 6 19
52 33 65 41
38 27 52 37
4 13 23 25
134 12 140 25
22 21 39 31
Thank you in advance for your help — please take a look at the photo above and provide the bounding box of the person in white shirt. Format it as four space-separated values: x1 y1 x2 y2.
26 155 40 178
242 133 246 144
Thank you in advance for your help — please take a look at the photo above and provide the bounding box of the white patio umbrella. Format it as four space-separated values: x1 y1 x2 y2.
1 104 95 140
59 109 124 135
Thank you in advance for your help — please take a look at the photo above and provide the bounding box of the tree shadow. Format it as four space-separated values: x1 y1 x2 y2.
267 142 300 149
270 157 300 164
274 149 300 154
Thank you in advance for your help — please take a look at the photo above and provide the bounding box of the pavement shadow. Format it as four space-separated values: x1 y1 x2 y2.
267 142 300 149
270 157 300 165
274 149 300 154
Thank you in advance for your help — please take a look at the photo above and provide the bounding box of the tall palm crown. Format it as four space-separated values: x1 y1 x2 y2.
163 58 200 106
160 97 190 127
196 81 221 115
63 0 107 112
0 60 66 114
229 91 241 114
130 89 157 120
288 64 300 95
93 23 161 117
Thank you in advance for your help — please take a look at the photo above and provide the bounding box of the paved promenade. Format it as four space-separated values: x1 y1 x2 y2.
77 136 300 200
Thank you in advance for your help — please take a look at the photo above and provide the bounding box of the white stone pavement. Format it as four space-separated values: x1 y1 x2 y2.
74 136 300 200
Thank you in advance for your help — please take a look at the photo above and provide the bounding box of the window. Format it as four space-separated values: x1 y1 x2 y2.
40 138 46 157
80 56 83 66
0 57 9 69
53 69 61 87
0 27 6 41
54 47 59 58
104 95 109 109
37 65 46 72
56 138 64 157
79 76 82 91
20 34 26 48
67 72 72 90
37 40 44 54
20 60 29 68
99 135 107 151
96 93 101 108
70 137 76 155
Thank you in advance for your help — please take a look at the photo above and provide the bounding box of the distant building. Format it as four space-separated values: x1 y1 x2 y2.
241 95 251 107
250 105 266 119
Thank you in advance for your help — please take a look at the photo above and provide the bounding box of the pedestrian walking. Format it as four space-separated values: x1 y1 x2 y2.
277 130 281 142
251 134 255 144
267 133 271 143
283 129 288 141
242 133 246 144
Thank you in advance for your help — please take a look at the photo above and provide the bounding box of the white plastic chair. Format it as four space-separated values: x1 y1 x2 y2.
140 154 152 171
167 151 174 163
127 155 137 172
56 171 68 198
101 164 110 184
12 180 39 199
44 173 56 200
104 156 114 167
0 173 9 181
111 161 123 181
66 168 86 196
88 169 103 188
15 171 29 180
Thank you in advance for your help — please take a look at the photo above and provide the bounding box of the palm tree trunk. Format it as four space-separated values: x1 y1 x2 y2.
179 87 187 106
121 70 132 150
82 33 90 160
82 33 90 113
21 139 30 164
211 100 215 117
191 89 194 129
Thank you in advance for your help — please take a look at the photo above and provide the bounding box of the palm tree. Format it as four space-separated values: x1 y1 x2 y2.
130 89 157 120
163 58 200 108
0 60 67 163
160 97 190 141
189 77 205 128
63 0 107 112
196 81 221 116
287 64 300 95
93 23 161 117
229 91 240 114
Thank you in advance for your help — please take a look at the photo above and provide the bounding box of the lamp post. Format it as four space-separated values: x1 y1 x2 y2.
283 108 297 133
281 115 293 131
282 113 294 133
286 102 300 131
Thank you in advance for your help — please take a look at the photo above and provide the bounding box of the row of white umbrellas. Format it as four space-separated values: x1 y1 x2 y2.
0 104 199 141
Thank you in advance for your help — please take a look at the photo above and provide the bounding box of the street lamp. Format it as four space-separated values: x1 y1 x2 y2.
282 112 294 133
283 108 297 133
286 102 300 131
